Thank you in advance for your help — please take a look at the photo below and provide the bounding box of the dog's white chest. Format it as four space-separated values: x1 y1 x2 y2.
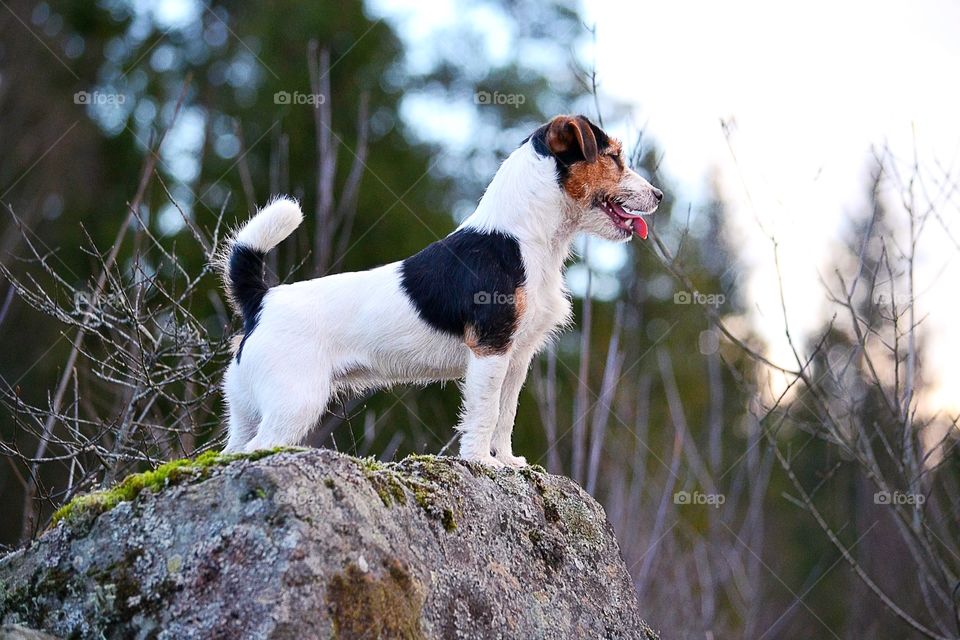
517 268 571 350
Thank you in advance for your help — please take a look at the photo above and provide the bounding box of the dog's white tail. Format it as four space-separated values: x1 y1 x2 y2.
222 197 304 341
234 196 304 253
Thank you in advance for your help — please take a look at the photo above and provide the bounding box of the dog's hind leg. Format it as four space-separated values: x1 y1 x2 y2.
457 351 511 466
222 362 260 453
243 375 331 452
223 402 259 453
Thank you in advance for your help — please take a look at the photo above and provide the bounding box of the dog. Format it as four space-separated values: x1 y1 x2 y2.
219 114 661 466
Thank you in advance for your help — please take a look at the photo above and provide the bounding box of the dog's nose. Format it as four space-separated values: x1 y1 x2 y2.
653 187 663 202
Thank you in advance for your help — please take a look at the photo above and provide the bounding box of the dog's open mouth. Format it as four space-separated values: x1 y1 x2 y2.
600 198 649 239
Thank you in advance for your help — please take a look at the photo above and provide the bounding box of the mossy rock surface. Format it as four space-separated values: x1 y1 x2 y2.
0 449 658 640
51 447 300 527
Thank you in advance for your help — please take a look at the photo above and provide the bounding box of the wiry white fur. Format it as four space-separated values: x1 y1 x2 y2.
221 137 659 466
235 197 304 252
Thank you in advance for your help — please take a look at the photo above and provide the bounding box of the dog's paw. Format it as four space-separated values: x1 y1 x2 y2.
497 453 528 468
464 453 505 468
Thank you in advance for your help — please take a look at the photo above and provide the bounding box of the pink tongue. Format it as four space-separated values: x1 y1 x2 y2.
632 216 648 240
610 201 649 239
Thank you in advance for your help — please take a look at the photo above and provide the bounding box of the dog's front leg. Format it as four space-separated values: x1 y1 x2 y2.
490 347 536 467
457 351 511 466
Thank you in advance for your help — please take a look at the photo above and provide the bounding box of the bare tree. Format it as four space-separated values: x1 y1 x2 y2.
0 48 374 542
646 142 960 637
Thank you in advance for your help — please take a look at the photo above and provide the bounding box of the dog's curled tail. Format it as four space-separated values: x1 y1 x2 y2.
220 196 303 330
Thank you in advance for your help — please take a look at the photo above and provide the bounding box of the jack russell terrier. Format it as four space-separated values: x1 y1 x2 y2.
220 114 661 467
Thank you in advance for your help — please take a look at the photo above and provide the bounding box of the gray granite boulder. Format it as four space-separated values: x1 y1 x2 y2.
0 449 658 639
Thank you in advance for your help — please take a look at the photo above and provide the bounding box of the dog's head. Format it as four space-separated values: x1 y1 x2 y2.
531 115 662 242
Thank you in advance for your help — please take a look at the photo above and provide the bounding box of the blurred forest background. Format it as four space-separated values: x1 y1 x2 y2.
1 1 958 638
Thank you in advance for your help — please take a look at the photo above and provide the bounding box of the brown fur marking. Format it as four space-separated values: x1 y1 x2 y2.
464 324 508 357
463 287 526 357
545 115 599 163
514 287 527 323
561 151 624 203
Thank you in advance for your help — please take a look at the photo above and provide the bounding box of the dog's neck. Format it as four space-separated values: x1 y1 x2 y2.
459 142 577 275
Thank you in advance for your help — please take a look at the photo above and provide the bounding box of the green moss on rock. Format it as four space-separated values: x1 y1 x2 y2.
398 455 463 488
519 464 548 479
52 447 301 526
355 456 388 473
440 509 457 532
356 455 464 533
368 472 409 507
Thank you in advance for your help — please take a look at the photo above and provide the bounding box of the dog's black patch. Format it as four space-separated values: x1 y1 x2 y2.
400 229 526 354
527 115 611 185
229 244 268 362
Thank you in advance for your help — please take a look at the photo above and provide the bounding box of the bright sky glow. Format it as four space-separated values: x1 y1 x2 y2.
582 0 960 414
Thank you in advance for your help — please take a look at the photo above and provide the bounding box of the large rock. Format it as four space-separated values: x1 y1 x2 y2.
0 449 658 639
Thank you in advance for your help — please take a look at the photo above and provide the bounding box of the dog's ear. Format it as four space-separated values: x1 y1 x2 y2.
545 115 599 163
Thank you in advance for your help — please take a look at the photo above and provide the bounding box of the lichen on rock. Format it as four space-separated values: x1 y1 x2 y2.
0 448 658 640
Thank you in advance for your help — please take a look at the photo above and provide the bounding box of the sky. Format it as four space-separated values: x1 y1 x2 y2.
372 0 960 417
580 0 960 415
